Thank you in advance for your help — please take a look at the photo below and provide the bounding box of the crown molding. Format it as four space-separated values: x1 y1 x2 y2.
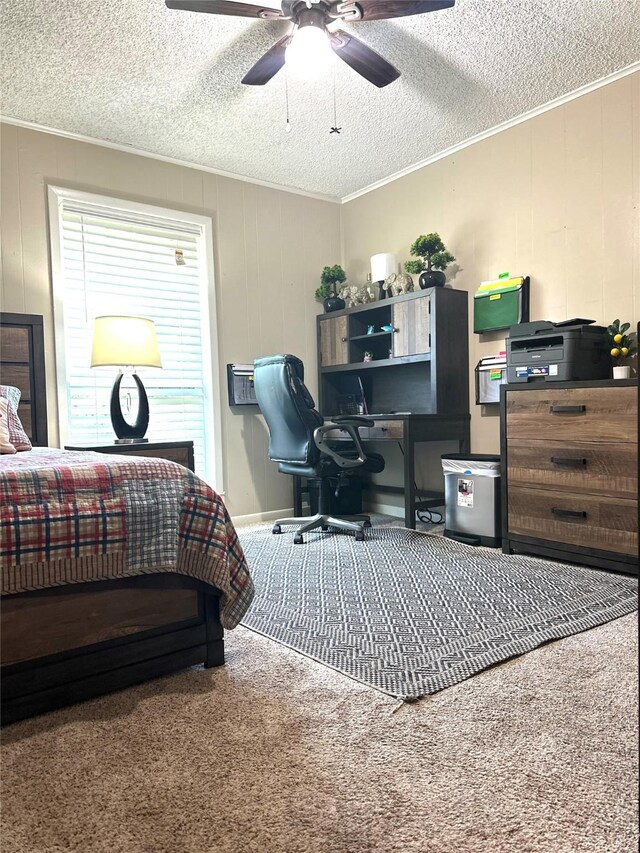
0 116 342 205
3 61 638 206
340 62 640 204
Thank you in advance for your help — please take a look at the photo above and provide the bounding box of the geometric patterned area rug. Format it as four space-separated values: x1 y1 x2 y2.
238 525 638 700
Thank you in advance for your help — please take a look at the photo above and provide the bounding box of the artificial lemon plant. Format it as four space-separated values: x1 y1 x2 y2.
607 319 636 360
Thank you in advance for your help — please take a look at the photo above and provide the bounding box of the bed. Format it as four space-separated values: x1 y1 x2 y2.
0 312 254 724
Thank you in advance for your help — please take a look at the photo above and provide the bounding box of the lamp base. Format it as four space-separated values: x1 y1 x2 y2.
113 438 149 445
110 372 150 442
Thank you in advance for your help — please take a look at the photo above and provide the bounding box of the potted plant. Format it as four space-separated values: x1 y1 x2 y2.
316 264 347 313
607 319 636 379
404 233 455 289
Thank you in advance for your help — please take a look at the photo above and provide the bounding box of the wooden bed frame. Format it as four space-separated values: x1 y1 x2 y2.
0 312 225 725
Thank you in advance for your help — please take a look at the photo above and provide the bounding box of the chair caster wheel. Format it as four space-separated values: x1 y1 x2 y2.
294 534 304 545
321 525 329 532
272 524 282 534
363 520 372 529
355 530 365 542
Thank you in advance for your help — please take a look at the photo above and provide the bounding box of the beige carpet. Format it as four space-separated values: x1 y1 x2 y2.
1 612 637 853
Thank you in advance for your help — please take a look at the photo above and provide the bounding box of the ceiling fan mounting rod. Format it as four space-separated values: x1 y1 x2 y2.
295 6 327 29
282 1 363 23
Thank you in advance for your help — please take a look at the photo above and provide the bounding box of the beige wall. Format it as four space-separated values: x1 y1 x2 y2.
1 73 638 518
0 123 341 518
341 73 640 455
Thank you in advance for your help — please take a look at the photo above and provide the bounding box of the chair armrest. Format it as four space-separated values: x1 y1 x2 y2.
331 415 375 427
313 423 367 469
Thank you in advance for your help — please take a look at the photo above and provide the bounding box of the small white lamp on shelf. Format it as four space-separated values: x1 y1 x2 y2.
91 315 162 444
370 253 396 300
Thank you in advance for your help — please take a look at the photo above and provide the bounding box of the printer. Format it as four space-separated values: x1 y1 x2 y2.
506 319 610 383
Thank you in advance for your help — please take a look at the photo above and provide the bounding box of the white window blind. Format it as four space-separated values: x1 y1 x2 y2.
49 188 220 487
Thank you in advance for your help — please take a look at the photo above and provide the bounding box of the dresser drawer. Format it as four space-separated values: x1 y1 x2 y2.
507 439 638 499
508 485 638 556
505 386 637 442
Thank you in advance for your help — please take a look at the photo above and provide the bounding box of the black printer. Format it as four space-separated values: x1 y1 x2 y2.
506 319 610 383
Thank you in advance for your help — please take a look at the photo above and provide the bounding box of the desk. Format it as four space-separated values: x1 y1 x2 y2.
293 413 470 529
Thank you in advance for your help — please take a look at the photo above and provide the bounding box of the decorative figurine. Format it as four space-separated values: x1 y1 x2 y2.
339 285 374 308
384 272 414 297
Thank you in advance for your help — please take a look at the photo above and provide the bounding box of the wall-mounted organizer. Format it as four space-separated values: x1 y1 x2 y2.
227 363 258 406
475 353 507 404
474 276 530 333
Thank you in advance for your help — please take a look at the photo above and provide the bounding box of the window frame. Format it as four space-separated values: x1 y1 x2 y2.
47 184 224 493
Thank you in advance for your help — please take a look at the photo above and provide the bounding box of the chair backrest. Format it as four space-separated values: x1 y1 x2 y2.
253 354 324 465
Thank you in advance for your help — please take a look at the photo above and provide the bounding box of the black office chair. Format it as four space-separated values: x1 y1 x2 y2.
253 354 385 544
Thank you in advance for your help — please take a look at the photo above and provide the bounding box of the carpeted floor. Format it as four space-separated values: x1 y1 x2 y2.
239 524 638 699
1 612 637 853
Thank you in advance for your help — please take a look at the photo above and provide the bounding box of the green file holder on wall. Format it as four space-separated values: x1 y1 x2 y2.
474 276 530 333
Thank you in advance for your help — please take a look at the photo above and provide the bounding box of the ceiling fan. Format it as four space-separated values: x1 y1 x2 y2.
165 1 455 88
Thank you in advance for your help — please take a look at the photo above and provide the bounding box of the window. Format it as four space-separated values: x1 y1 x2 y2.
48 186 222 490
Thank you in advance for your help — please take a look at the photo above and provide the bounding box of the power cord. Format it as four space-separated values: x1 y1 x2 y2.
417 509 443 525
396 442 444 526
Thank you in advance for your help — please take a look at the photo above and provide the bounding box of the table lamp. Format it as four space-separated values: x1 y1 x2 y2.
91 315 162 443
370 253 396 300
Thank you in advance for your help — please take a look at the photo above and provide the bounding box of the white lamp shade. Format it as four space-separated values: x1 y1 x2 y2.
91 315 162 369
371 253 396 282
285 25 333 74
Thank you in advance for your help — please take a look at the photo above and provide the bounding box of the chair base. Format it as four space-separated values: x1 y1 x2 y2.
272 513 372 544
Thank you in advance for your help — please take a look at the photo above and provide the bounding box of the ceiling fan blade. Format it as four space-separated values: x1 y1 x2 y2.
329 30 399 88
242 35 290 85
352 1 454 22
165 1 284 19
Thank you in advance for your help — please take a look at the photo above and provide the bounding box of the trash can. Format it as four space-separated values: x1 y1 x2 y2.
441 453 501 547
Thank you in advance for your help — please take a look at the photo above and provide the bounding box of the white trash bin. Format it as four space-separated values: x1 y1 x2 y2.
441 453 501 547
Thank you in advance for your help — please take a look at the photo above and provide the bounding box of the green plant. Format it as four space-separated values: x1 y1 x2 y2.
607 319 637 360
315 264 346 301
404 233 455 276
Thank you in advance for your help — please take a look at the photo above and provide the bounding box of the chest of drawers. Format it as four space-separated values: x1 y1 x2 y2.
500 380 638 575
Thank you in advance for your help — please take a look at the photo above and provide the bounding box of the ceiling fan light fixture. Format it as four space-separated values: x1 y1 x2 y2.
166 0 456 87
285 12 333 75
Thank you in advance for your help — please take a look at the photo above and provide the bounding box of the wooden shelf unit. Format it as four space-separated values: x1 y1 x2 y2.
317 287 469 417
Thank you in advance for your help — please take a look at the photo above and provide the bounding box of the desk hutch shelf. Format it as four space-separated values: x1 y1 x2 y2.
317 287 469 417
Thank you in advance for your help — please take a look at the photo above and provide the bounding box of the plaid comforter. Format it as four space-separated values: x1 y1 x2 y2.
0 449 254 629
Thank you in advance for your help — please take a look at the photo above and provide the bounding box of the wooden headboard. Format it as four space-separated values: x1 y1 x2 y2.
0 312 48 446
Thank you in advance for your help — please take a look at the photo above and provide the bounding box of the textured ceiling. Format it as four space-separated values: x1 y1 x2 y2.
1 0 639 199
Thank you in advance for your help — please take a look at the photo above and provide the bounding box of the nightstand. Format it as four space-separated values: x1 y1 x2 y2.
64 440 195 472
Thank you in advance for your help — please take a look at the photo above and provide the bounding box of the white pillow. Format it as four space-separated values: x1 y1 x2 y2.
0 398 17 454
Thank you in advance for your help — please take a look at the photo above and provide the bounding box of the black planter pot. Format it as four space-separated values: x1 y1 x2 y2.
324 294 346 312
419 270 446 289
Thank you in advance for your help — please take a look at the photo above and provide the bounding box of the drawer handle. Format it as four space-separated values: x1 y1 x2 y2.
549 405 586 414
551 507 587 520
550 456 587 467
